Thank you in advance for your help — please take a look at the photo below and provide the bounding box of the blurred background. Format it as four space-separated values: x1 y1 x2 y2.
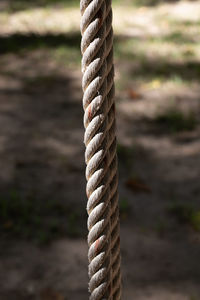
0 0 200 299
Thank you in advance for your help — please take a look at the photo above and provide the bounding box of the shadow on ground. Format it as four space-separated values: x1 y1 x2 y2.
0 25 200 300
0 0 190 12
1 32 200 83
0 33 81 54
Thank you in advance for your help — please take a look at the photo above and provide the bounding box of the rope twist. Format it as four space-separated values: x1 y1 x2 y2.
80 1 122 298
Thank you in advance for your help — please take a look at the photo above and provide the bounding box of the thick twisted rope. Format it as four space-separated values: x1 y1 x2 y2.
80 0 122 299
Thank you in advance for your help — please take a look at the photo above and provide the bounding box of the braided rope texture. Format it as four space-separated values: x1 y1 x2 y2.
80 0 122 299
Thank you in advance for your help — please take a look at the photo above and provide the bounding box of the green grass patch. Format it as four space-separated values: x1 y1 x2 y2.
117 143 134 173
114 37 145 61
114 36 200 84
3 0 80 12
114 0 164 6
0 32 81 66
167 202 200 232
53 45 81 66
119 197 130 217
0 189 85 244
161 31 197 44
154 109 197 133
154 219 168 237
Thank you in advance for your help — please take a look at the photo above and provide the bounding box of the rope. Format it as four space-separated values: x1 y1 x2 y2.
80 0 122 299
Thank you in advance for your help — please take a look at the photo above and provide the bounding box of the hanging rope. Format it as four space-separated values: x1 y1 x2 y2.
80 0 122 299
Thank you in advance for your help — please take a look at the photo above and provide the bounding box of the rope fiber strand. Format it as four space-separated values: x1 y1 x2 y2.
80 0 122 299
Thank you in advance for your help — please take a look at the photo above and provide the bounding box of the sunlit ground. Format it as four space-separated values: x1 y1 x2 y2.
1 1 200 90
0 1 200 299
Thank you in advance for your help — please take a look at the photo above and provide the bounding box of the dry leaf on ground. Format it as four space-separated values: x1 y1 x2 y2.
125 177 152 193
127 88 142 100
40 288 64 300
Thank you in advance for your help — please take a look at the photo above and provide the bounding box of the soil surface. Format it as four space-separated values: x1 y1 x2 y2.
0 1 200 299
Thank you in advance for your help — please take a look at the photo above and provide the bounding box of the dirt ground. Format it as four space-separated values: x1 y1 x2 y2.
0 1 200 299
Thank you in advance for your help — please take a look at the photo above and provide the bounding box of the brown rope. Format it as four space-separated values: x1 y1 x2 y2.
80 1 122 299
